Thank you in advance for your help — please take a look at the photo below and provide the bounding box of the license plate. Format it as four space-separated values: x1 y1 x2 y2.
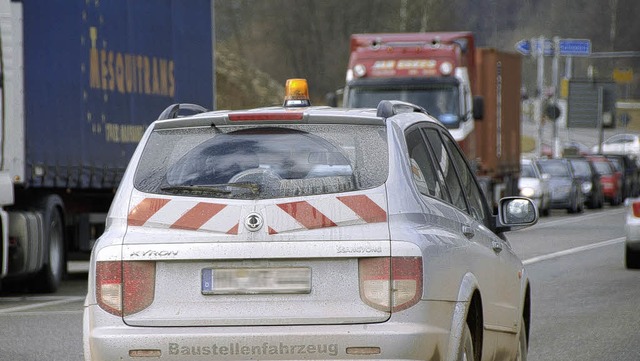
201 267 311 295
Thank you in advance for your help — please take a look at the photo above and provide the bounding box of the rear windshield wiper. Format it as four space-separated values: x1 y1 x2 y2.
161 182 260 196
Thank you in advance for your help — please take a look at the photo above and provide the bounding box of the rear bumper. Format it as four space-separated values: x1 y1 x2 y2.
549 197 572 208
84 300 454 360
626 217 640 247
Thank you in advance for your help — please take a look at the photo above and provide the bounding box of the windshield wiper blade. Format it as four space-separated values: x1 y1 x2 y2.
160 185 231 195
161 182 260 195
224 182 261 194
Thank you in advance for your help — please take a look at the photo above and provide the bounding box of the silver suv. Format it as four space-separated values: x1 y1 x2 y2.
83 80 537 360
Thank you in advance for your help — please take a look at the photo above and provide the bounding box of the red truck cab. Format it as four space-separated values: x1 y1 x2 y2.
343 32 482 152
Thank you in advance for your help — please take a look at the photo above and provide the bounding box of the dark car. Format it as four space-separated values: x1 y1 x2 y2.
567 157 604 209
603 154 639 199
536 158 584 213
586 155 623 206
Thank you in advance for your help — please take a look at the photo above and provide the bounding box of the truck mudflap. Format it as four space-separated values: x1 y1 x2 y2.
0 209 10 279
7 211 44 275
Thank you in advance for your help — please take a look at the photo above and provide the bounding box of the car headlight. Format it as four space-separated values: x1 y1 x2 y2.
520 187 536 198
581 181 593 193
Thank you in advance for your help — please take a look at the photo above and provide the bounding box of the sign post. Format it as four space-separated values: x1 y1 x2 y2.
515 37 594 157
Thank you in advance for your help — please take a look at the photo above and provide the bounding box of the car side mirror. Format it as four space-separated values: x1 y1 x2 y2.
495 197 538 233
541 173 551 181
472 96 484 120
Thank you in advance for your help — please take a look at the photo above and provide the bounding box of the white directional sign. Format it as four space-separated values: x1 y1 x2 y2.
558 39 591 56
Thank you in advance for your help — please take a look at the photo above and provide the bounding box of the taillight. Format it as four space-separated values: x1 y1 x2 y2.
632 202 640 218
358 257 423 312
96 261 156 316
228 112 304 121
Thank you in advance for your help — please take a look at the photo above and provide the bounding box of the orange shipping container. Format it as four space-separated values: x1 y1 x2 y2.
473 48 522 193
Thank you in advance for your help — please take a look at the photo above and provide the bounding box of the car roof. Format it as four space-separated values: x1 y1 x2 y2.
538 157 569 163
151 101 440 131
586 155 610 161
605 133 638 142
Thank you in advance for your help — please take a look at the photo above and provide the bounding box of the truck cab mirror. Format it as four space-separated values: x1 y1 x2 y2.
325 92 337 107
473 95 484 120
325 88 344 107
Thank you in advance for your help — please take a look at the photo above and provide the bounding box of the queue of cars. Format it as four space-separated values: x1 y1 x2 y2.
521 136 640 271
83 79 538 361
520 149 640 216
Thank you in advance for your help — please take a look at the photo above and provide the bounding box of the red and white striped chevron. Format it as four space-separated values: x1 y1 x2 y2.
126 191 387 235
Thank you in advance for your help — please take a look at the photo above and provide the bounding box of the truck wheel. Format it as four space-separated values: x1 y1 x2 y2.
30 195 65 293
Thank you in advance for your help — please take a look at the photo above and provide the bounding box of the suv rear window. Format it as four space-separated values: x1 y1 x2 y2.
134 124 388 199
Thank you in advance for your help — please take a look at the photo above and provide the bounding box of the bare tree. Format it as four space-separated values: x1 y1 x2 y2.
214 0 639 109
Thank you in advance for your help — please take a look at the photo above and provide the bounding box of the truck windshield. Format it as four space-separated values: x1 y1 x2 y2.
347 84 460 119
134 124 389 200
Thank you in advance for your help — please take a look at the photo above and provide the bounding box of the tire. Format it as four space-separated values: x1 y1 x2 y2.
610 191 622 206
625 244 640 269
567 194 578 214
577 196 584 213
30 195 65 293
458 322 475 361
541 206 550 217
596 191 605 209
515 317 528 361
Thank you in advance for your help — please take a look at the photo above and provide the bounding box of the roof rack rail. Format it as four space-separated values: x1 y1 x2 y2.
376 100 428 118
158 103 208 120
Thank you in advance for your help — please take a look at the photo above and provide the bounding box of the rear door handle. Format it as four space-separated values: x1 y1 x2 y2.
491 240 503 253
462 225 475 239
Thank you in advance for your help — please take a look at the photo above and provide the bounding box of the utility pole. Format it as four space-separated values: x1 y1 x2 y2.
552 37 561 158
535 36 545 157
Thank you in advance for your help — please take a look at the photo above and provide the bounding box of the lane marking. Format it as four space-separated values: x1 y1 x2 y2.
529 208 626 230
0 310 83 317
523 237 625 265
0 296 84 314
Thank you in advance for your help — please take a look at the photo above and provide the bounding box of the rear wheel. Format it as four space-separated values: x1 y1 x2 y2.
515 317 528 361
458 322 475 361
625 244 640 269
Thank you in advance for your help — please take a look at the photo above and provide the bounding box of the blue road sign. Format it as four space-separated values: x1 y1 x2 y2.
535 38 554 56
558 39 591 56
515 39 530 56
515 38 553 56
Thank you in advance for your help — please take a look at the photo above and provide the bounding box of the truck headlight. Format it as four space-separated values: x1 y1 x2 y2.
353 64 367 78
